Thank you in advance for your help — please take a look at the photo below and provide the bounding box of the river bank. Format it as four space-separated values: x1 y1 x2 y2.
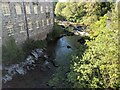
2 35 83 88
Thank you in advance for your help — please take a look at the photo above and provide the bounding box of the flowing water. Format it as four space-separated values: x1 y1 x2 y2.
2 36 80 88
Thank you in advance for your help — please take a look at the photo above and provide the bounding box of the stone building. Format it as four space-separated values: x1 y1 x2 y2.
1 0 54 45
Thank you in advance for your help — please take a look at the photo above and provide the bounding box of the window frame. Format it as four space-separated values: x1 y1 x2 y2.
6 25 14 36
47 19 49 25
36 21 39 28
40 6 44 13
42 19 44 27
2 3 10 16
28 22 33 30
25 4 31 14
51 18 53 24
15 3 22 15
33 4 38 14
19 23 25 33
46 6 49 12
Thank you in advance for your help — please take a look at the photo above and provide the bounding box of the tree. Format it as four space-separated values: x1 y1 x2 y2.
55 2 113 24
55 2 66 20
67 8 120 88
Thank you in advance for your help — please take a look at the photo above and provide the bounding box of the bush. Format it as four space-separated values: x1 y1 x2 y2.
67 26 74 32
2 38 47 65
22 39 47 55
67 10 120 88
2 38 25 65
47 23 64 42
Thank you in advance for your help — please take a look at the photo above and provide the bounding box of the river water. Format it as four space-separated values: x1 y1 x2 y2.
3 36 80 88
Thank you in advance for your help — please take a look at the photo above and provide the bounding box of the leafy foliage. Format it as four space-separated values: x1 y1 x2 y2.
67 9 120 88
48 66 71 88
55 2 113 25
2 38 25 65
2 37 47 65
22 39 47 56
53 2 119 88
47 23 64 41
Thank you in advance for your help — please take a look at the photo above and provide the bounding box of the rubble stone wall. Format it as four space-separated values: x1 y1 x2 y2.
1 1 54 45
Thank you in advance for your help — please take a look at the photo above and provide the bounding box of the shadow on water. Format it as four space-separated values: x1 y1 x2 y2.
2 35 87 88
47 36 87 88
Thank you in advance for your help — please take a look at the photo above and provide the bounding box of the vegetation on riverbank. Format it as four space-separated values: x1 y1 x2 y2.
67 10 120 88
22 39 47 56
55 2 114 25
2 22 63 65
2 38 47 65
47 23 64 42
2 38 25 65
49 1 120 88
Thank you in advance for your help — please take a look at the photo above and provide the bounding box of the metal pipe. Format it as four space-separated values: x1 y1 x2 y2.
22 0 29 40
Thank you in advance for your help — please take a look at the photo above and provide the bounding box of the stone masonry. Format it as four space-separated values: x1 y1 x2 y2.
1 0 54 45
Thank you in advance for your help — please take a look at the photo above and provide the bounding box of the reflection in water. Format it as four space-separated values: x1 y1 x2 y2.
55 37 73 65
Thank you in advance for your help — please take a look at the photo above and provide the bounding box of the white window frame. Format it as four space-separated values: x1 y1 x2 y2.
15 4 22 15
42 20 44 27
26 4 31 14
39 20 41 26
51 19 53 24
33 4 38 14
47 19 49 25
36 21 39 28
2 3 10 16
40 6 44 13
28 22 33 30
6 25 14 36
46 6 49 12
50 6 53 13
45 0 49 2
19 23 25 33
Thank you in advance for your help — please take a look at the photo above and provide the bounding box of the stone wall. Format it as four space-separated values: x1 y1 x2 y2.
1 1 54 45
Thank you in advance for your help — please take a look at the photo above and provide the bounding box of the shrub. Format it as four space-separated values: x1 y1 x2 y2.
22 39 47 55
2 37 47 65
2 38 25 65
67 26 74 32
47 23 64 42
67 10 120 88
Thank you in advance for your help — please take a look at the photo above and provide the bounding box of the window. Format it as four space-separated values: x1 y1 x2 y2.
45 0 49 2
42 20 44 27
28 22 32 30
33 4 38 14
26 4 31 14
40 6 44 13
15 4 22 15
46 6 49 12
6 25 14 36
50 6 53 13
47 19 49 25
46 12 50 18
51 19 53 24
2 3 10 15
19 23 25 33
39 20 41 26
36 21 39 28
